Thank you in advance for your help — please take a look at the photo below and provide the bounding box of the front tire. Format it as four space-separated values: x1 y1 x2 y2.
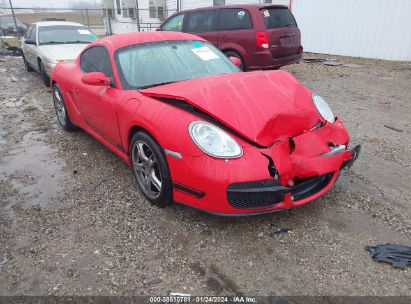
52 84 77 131
39 60 50 87
130 131 173 208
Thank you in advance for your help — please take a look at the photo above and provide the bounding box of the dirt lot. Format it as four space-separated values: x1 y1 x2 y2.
0 54 410 296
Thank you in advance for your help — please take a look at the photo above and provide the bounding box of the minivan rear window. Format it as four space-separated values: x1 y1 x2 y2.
261 7 297 29
219 8 252 30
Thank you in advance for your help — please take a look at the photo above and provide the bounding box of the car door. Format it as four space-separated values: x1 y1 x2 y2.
22 25 37 68
74 46 123 150
21 25 32 61
183 10 219 46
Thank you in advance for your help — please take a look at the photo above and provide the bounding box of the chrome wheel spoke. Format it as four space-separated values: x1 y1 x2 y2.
133 161 144 173
147 154 156 170
145 173 152 192
54 90 61 101
137 142 149 162
150 169 162 192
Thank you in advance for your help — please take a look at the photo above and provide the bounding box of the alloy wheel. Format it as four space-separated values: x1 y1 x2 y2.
53 87 66 126
131 140 162 199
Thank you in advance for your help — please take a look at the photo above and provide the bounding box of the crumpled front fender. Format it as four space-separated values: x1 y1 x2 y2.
264 118 351 185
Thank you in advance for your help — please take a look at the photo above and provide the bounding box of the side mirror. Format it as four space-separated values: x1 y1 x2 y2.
81 72 111 86
24 39 36 45
229 56 241 67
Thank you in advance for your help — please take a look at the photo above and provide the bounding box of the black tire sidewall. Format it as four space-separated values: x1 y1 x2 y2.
130 131 173 208
22 53 33 72
39 61 50 87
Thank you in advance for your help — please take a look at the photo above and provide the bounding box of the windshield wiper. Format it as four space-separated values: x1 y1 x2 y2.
138 81 179 90
65 40 91 44
40 41 63 45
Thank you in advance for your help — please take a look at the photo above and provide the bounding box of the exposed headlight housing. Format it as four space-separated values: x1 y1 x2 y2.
312 94 335 123
189 121 243 158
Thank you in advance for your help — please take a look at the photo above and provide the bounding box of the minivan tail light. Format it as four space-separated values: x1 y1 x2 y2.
256 32 269 49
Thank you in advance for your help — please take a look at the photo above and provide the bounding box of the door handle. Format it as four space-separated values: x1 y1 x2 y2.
73 87 79 95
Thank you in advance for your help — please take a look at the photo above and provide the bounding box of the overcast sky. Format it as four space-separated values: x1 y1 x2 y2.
4 0 100 8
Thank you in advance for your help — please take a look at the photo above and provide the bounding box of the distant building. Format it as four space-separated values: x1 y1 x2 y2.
102 0 168 33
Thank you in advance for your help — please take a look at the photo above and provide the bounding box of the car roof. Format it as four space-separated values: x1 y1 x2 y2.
174 4 288 14
34 21 86 27
94 31 206 51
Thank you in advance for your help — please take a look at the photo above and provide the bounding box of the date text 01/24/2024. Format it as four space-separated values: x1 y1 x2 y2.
149 296 257 303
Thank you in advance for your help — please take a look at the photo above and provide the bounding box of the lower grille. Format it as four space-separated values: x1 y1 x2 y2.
227 180 287 209
227 173 333 210
290 173 333 201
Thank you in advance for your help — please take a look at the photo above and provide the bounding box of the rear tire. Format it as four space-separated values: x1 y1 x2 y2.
130 131 173 208
224 50 245 71
22 53 34 72
39 60 50 87
52 84 77 131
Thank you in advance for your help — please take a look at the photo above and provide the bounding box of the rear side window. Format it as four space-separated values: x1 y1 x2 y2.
261 8 297 29
218 9 252 30
186 10 219 33
162 14 185 32
80 46 113 78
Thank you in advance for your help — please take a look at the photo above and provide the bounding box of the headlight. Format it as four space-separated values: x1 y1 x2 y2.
312 94 335 123
189 121 243 158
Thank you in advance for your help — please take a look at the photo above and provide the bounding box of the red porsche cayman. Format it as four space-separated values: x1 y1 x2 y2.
51 32 360 216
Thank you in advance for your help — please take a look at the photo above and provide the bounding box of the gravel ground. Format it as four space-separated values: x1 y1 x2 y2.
0 54 410 296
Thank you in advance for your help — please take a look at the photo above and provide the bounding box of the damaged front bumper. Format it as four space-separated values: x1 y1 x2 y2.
226 145 360 213
168 119 361 216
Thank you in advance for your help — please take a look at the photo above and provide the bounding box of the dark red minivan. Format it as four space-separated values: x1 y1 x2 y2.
158 4 303 70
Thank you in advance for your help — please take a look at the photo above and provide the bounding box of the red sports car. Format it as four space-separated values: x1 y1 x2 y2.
51 32 360 216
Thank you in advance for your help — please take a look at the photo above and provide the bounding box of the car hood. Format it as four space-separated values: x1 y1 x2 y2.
38 44 88 62
141 71 322 147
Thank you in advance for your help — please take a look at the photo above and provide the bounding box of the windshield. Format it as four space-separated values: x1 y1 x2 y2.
261 7 297 29
115 40 239 90
38 25 97 45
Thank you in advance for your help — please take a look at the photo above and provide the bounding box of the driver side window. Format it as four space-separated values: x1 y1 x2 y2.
80 46 113 78
162 14 185 32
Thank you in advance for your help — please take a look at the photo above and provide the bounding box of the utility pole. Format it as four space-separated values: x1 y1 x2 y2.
8 0 20 38
134 0 140 32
